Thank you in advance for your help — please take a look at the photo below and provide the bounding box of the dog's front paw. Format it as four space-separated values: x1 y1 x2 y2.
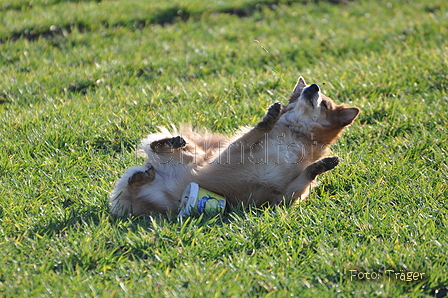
258 102 283 130
267 102 282 121
307 156 340 180
320 156 340 171
128 166 156 186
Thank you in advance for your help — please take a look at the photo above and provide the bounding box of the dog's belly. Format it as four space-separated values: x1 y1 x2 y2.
227 140 311 204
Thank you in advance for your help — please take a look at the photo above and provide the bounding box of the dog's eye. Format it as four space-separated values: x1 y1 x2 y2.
321 101 328 109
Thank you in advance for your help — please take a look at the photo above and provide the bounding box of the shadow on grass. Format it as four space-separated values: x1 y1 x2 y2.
31 205 107 237
1 0 352 44
0 93 10 105
1 22 90 44
0 0 102 12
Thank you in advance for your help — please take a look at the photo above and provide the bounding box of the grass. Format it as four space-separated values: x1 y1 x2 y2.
1 0 447 296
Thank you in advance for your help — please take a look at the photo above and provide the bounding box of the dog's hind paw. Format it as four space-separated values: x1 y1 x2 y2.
150 136 186 151
169 136 187 148
128 166 156 186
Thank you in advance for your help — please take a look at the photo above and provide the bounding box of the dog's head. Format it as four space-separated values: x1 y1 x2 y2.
285 77 360 143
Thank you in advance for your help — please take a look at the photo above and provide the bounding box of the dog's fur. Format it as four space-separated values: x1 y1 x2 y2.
110 77 360 216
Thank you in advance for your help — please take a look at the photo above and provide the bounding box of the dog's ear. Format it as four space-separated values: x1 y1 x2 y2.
289 76 307 103
337 107 360 127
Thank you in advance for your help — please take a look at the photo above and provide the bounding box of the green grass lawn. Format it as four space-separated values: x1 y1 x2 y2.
1 0 447 296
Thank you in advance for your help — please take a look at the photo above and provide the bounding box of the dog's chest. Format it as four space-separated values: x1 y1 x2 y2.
246 131 311 166
270 133 310 165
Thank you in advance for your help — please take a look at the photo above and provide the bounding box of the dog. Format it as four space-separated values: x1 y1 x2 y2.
110 76 360 216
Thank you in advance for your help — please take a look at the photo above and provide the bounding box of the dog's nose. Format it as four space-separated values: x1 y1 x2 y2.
309 84 320 93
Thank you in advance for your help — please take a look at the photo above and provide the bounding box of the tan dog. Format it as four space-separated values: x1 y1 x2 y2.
110 77 360 216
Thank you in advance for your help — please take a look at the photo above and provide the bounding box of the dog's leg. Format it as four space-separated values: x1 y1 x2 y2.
284 156 340 203
231 102 283 149
204 102 283 166
150 136 186 153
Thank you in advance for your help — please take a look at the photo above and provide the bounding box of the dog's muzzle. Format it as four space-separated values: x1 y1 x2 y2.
301 84 321 108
